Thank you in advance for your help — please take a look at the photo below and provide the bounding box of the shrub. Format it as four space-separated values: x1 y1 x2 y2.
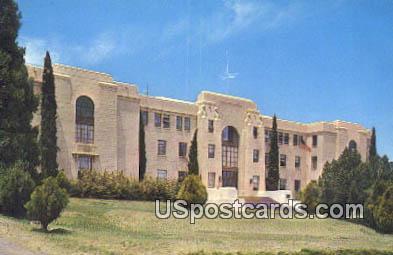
373 184 393 233
25 177 69 231
176 175 207 205
56 170 72 193
141 177 180 201
0 163 35 217
300 181 320 214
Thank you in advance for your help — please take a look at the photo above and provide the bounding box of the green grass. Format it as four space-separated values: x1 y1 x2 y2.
0 198 392 255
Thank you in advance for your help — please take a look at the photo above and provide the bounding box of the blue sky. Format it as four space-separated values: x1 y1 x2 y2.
17 0 393 158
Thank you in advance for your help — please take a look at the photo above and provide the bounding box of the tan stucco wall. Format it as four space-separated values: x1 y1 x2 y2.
27 64 371 196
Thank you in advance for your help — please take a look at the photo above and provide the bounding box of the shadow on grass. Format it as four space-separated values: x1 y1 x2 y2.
32 227 72 235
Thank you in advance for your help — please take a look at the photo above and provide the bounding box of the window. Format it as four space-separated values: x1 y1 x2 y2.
279 178 287 190
265 153 269 168
77 156 92 171
294 180 301 192
176 116 183 130
293 134 298 146
154 113 162 127
163 114 170 128
76 96 94 144
280 154 287 167
208 119 214 133
312 156 318 170
312 135 318 147
141 110 148 126
157 140 167 155
208 172 216 188
222 146 238 167
295 156 301 168
157 169 167 180
349 140 357 152
184 117 191 131
278 132 283 145
265 129 270 143
284 133 289 145
253 149 259 163
252 176 260 191
208 144 215 158
178 171 187 182
253 127 258 139
178 142 187 157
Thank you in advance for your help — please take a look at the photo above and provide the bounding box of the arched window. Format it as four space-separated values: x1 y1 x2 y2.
349 140 357 152
76 96 94 144
222 126 239 188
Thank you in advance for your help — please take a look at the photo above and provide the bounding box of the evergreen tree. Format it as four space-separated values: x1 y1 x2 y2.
139 112 146 181
369 127 377 159
266 115 279 191
40 51 58 177
188 129 199 175
0 0 39 177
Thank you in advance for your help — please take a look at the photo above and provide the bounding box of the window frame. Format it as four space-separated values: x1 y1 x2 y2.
157 140 167 156
157 169 167 180
154 113 162 127
184 117 191 131
176 116 183 131
253 149 259 163
178 142 187 157
208 119 214 133
163 114 170 129
280 154 287 167
208 144 215 159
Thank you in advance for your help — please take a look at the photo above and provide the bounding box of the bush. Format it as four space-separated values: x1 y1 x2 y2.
0 163 35 217
373 184 393 233
25 177 69 231
176 175 207 205
300 181 320 214
73 169 179 201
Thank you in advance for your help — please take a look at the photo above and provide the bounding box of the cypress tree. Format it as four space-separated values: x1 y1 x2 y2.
0 0 39 177
40 51 58 177
188 129 199 175
369 127 377 159
266 114 279 191
139 112 146 181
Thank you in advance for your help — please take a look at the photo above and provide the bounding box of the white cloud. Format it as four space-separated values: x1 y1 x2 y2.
20 37 61 65
80 33 116 65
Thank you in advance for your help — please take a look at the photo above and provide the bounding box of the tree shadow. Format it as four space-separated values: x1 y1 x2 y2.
32 227 72 235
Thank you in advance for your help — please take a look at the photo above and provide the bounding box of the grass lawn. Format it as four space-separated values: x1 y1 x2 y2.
0 198 392 255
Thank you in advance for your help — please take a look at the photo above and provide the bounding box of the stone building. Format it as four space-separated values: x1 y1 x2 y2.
27 64 371 197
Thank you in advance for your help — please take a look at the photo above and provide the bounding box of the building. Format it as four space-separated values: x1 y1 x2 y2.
27 64 371 197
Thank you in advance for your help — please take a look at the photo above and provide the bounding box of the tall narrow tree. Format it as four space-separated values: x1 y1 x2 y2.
139 112 146 181
369 127 377 159
40 51 58 177
0 0 39 177
266 115 279 191
188 129 199 175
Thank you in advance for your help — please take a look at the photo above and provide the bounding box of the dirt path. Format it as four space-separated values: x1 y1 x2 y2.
0 238 43 255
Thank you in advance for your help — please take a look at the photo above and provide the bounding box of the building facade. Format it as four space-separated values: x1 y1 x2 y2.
27 64 371 197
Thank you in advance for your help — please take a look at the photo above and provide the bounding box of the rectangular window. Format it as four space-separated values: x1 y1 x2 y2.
265 153 269 168
278 132 283 145
208 144 215 158
284 133 289 145
253 149 259 163
184 117 191 131
141 111 148 126
295 156 301 168
208 119 214 133
76 124 94 144
208 172 216 188
312 156 318 170
312 135 318 147
154 113 162 127
178 171 187 182
252 175 260 191
280 154 287 167
294 180 301 192
265 129 270 143
77 156 92 171
279 178 287 190
157 169 167 180
253 127 258 139
293 134 298 146
176 116 183 131
222 146 238 167
163 114 170 128
158 140 167 156
178 142 187 157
